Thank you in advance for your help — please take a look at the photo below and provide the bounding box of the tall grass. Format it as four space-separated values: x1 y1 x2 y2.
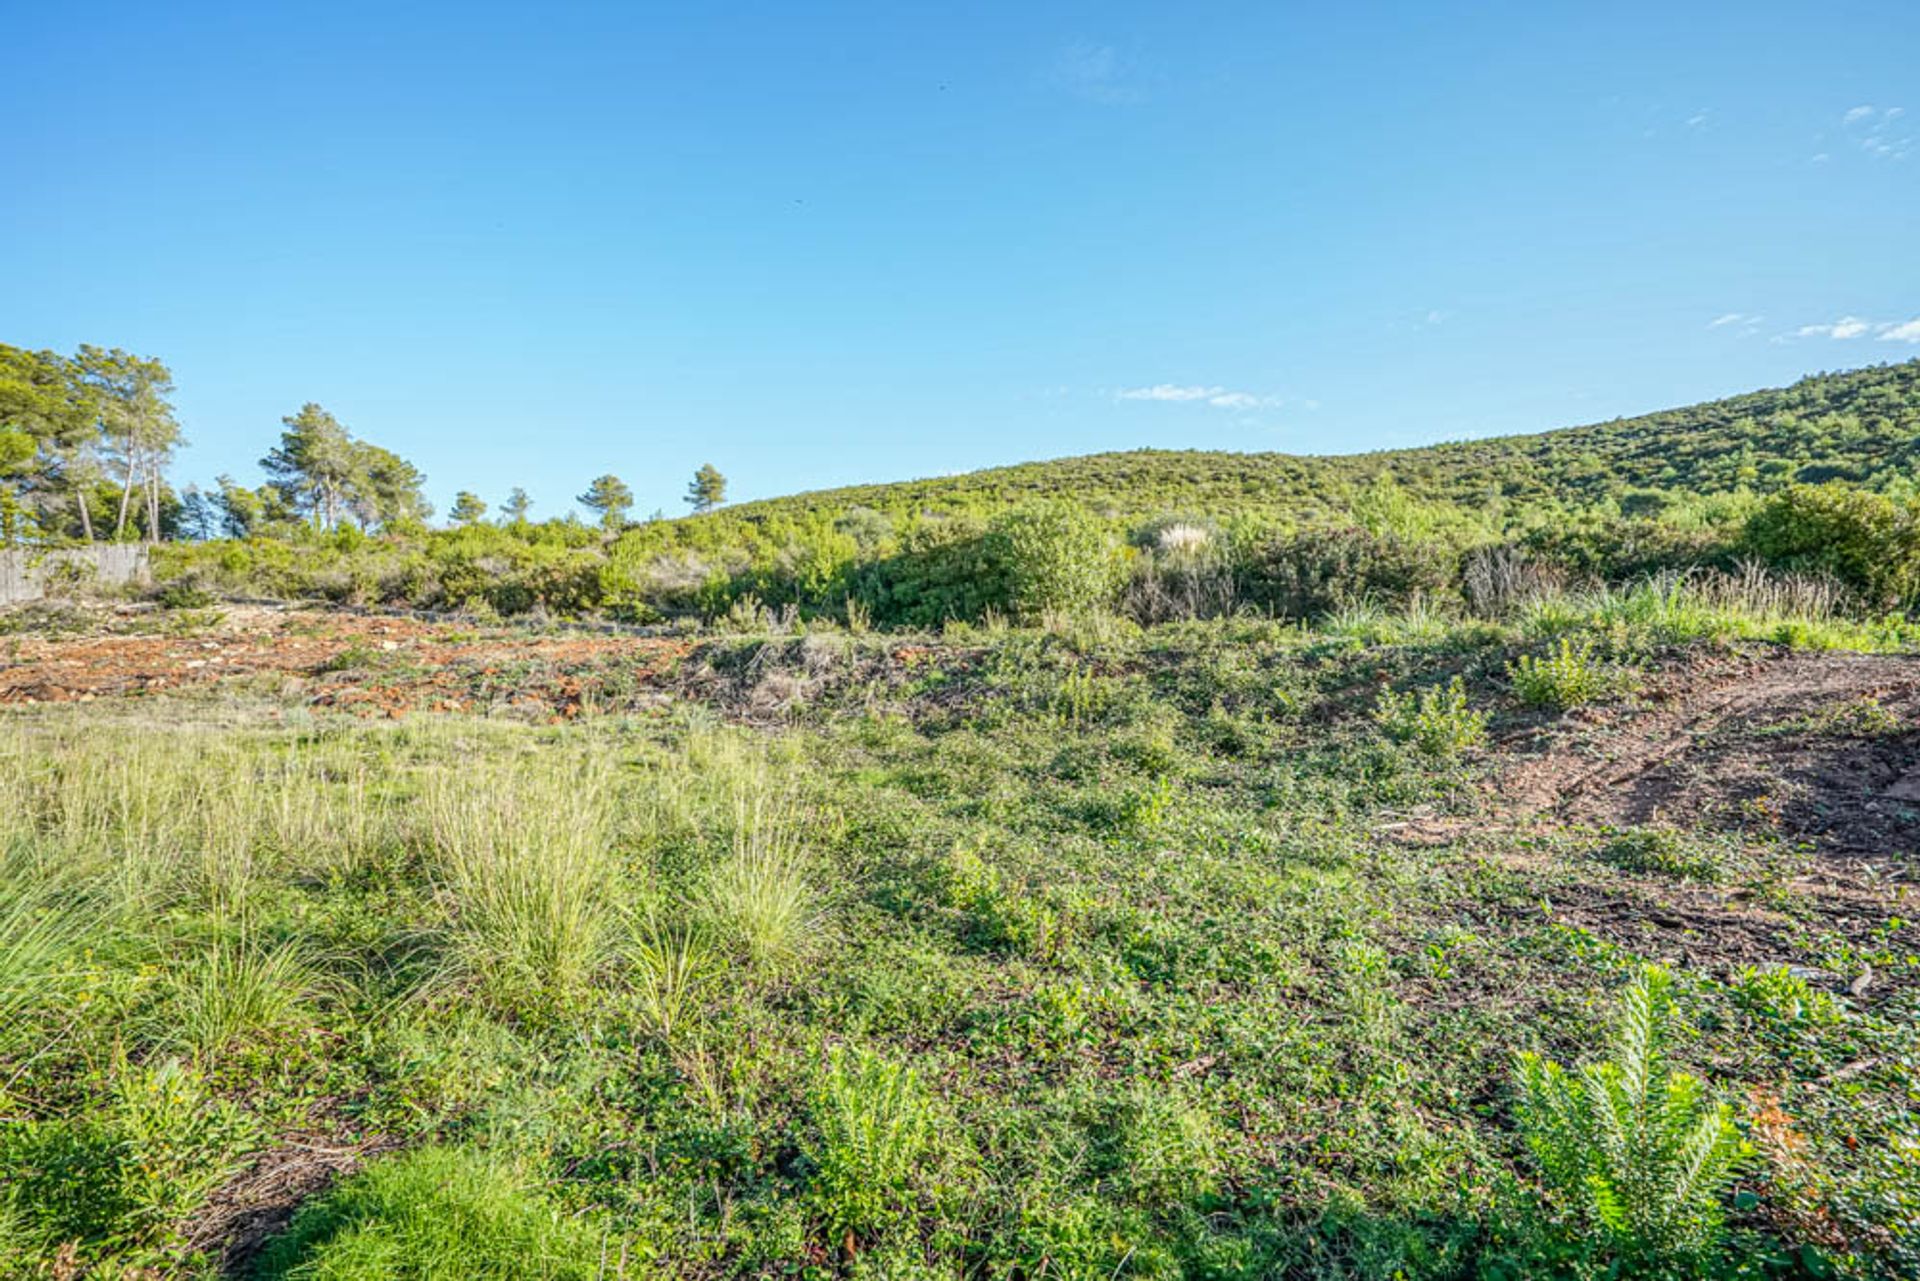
423 757 624 1015
0 726 402 906
626 912 713 1040
1517 566 1916 652
699 792 819 972
0 859 94 1057
164 935 320 1059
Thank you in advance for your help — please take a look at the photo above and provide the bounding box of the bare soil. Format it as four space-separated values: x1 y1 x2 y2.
1502 648 1920 860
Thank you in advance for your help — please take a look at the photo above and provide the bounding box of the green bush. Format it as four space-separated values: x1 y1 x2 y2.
993 505 1124 621
1744 483 1920 607
1239 525 1452 620
1514 967 1750 1266
1372 676 1487 757
1508 637 1629 709
1 1058 257 1267
851 516 1013 627
256 1146 599 1279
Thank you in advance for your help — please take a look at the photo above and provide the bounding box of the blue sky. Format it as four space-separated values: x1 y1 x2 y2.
4 2 1917 520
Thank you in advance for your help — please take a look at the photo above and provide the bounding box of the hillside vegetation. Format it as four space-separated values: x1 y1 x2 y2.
147 360 1920 628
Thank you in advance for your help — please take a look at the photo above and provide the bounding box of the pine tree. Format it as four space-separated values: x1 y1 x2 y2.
686 463 727 513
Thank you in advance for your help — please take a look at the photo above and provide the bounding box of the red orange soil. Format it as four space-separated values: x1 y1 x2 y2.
0 605 694 719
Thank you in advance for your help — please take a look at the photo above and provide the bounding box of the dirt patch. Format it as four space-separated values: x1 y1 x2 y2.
0 605 694 719
1501 649 1920 862
187 1133 400 1276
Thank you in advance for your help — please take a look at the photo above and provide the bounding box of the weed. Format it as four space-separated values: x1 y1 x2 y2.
1594 827 1729 883
806 1046 936 1243
1508 637 1630 709
1730 966 1843 1030
1514 967 1750 1263
1372 676 1487 757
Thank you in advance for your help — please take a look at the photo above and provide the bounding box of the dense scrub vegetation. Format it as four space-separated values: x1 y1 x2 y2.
131 360 1920 629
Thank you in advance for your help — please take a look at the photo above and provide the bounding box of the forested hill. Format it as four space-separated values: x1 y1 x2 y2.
710 358 1920 526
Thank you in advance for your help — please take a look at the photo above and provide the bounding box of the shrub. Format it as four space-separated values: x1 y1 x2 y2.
849 516 1013 627
1514 967 1750 1264
1239 525 1452 620
1372 676 1487 757
1508 638 1628 709
807 1047 935 1242
255 1146 599 1279
993 506 1123 621
1744 483 1920 607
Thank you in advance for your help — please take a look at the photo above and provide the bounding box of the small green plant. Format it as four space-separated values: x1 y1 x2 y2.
806 1046 935 1243
1514 967 1750 1264
1372 676 1487 757
1730 966 1842 1030
1 1057 256 1266
1594 827 1727 883
1784 695 1904 738
1508 637 1625 709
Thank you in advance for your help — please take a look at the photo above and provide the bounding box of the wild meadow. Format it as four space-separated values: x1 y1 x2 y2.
2 574 1916 1278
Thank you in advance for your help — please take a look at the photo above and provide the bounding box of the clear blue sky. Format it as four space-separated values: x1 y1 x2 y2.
4 2 1917 520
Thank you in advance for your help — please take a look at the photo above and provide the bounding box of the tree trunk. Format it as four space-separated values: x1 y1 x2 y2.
146 470 161 543
114 457 138 539
75 488 95 543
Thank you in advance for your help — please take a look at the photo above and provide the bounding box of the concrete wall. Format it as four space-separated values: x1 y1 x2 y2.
0 545 152 605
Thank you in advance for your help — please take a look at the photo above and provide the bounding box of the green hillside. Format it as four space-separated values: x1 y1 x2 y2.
709 358 1920 525
152 359 1920 627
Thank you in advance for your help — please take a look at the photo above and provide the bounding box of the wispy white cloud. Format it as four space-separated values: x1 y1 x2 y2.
1052 42 1142 105
1707 312 1762 329
1117 384 1221 402
1841 105 1912 160
1782 315 1920 342
1115 384 1283 410
1795 316 1874 339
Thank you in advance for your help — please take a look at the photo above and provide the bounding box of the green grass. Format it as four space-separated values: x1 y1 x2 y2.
0 610 1915 1277
255 1147 601 1279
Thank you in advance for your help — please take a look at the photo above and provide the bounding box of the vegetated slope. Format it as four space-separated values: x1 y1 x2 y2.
705 358 1920 526
148 359 1920 628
